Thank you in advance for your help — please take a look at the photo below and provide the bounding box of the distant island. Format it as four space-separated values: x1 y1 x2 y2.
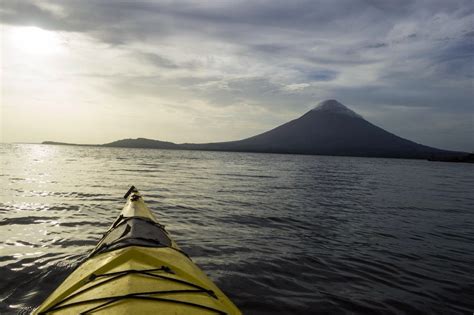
42 141 82 146
43 100 471 162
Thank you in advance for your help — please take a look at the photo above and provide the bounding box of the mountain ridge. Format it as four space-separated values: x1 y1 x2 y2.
42 100 468 160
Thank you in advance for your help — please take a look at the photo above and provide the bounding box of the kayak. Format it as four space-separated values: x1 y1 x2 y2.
35 186 241 314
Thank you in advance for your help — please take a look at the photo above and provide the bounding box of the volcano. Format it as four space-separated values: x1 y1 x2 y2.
182 100 462 159
55 99 464 159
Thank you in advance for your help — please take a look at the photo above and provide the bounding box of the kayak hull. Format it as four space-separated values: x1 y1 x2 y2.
35 187 240 314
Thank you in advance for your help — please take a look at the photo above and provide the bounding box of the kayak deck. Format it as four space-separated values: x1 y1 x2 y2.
35 187 241 314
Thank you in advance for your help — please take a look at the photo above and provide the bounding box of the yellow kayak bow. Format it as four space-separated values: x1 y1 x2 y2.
35 186 241 314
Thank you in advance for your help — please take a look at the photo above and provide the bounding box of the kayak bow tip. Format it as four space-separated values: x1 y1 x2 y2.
124 185 138 199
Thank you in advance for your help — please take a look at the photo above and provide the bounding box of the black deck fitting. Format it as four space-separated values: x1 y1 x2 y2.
124 186 138 199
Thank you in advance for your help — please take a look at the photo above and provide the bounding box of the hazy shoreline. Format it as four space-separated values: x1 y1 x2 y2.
38 140 472 163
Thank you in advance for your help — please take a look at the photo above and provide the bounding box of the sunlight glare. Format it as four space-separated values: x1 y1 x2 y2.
10 26 64 55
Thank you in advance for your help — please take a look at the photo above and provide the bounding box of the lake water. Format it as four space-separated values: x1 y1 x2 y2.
0 143 473 314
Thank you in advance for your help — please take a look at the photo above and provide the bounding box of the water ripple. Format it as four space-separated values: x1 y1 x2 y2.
0 144 473 314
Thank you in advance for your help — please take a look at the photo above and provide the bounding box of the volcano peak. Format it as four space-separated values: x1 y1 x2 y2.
312 99 363 119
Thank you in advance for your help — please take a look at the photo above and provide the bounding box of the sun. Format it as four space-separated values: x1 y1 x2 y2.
10 26 64 55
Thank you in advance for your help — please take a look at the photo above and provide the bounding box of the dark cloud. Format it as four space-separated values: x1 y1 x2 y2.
366 42 388 49
302 70 339 82
136 52 189 70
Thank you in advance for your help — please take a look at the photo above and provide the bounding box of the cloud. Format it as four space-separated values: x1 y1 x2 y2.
1 0 472 150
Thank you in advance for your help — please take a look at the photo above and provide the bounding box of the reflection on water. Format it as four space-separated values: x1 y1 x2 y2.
1 144 473 314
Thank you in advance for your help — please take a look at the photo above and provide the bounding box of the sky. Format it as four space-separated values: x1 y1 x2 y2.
0 0 473 151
